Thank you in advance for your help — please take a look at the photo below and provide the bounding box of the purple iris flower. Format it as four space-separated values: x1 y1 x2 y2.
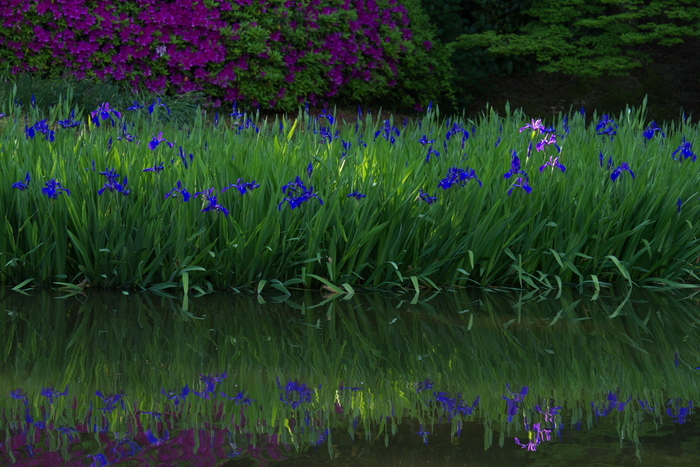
643 121 666 139
419 188 437 204
165 181 192 202
611 162 635 182
12 172 30 190
222 178 260 195
91 102 121 127
503 384 528 422
177 146 194 168
520 118 545 134
41 386 69 403
539 156 566 173
42 178 70 199
307 162 313 178
97 168 130 195
118 123 137 142
504 150 527 179
278 176 324 210
672 137 696 162
535 133 560 152
374 120 400 142
347 192 366 199
439 167 482 189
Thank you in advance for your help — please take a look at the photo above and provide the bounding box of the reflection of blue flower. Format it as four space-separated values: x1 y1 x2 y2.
667 399 694 424
95 391 126 412
10 388 29 405
277 377 316 409
503 384 528 422
415 379 433 393
162 384 190 406
41 386 69 404
221 391 255 405
195 373 228 398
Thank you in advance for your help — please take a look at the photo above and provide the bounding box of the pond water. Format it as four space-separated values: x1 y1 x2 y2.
0 287 699 466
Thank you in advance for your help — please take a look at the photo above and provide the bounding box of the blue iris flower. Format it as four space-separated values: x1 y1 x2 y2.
97 168 131 195
278 176 324 210
596 114 618 139
95 391 126 412
162 385 190 406
276 377 316 409
347 192 366 199
439 167 483 190
58 109 82 128
149 132 174 150
222 178 260 195
643 121 666 139
164 181 192 202
672 137 696 162
539 156 566 173
42 178 70 199
148 97 171 115
611 163 635 182
419 189 438 204
91 102 121 127
41 386 69 404
25 119 55 141
12 172 30 190
143 164 165 173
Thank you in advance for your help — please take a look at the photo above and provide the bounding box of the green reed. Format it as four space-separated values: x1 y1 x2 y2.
2 86 700 291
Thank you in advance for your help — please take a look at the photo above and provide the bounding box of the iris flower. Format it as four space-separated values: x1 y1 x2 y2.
508 176 532 196
95 390 126 412
148 97 171 115
149 132 174 150
164 181 192 202
539 156 566 173
535 133 560 152
12 172 30 190
143 164 164 173
439 167 482 189
347 192 366 199
98 168 131 195
419 189 437 204
223 178 260 195
596 115 617 139
519 118 545 134
672 137 696 162
42 178 70 199
277 377 316 409
644 121 666 139
162 385 190 406
425 145 440 162
201 195 229 217
41 386 69 403
278 176 324 210
504 150 527 179
611 162 635 182
418 135 435 146
91 102 122 127
26 119 55 141
58 109 81 128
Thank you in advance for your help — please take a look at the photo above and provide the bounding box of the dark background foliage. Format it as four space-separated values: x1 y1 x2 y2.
1 0 699 120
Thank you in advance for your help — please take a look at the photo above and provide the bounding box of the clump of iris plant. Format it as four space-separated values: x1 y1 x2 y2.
278 176 324 210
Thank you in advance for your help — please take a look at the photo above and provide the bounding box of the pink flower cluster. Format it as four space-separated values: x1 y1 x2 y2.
0 0 416 110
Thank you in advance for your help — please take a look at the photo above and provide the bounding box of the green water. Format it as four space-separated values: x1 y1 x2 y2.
0 287 699 465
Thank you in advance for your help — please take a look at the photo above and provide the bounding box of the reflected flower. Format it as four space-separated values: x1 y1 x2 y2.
162 384 190 406
41 386 69 404
415 379 433 392
417 425 430 445
277 378 316 409
95 390 126 412
221 391 255 405
10 388 29 405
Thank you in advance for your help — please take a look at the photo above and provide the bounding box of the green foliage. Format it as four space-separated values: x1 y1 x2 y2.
456 0 700 77
1 86 700 291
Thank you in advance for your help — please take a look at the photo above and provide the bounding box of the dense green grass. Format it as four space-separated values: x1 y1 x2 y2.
1 83 700 292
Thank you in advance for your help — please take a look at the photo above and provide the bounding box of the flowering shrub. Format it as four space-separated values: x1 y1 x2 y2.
0 0 453 110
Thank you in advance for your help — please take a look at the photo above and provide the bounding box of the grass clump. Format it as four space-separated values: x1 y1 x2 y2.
1 84 699 293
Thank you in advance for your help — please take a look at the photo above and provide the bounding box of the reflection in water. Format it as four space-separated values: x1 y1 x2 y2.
0 287 699 465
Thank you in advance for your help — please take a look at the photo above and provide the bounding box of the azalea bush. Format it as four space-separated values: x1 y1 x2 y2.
1 88 700 292
0 0 453 111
